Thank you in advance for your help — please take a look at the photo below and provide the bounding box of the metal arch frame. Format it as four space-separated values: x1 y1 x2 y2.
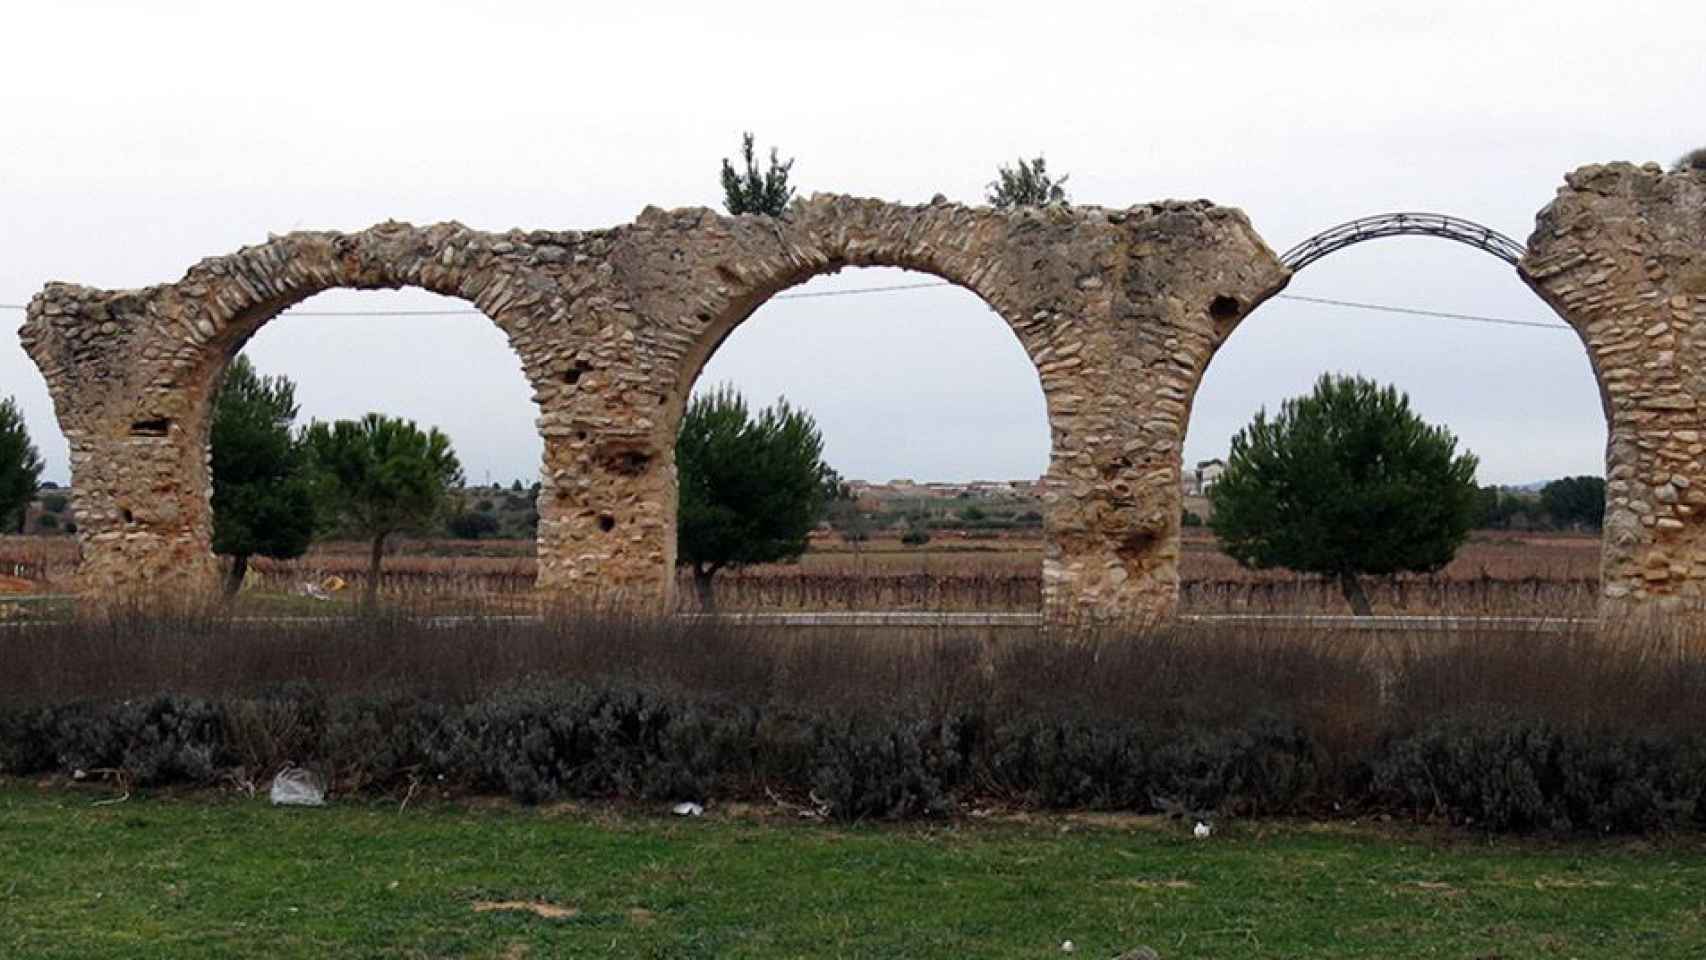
1280 212 1527 272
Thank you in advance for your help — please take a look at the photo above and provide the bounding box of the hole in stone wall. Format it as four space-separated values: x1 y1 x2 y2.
598 513 616 532
129 417 171 437
563 365 586 385
604 450 652 476
122 508 134 524
1208 295 1242 321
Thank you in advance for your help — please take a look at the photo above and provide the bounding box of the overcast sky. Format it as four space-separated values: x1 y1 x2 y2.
3 1 1699 487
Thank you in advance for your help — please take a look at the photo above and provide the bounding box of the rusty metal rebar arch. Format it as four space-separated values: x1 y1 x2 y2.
1280 212 1527 271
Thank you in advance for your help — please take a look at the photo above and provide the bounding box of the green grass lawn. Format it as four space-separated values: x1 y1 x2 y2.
2 785 1703 959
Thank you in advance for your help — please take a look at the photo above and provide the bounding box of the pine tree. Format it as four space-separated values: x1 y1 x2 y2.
1209 374 1479 615
0 396 43 534
303 414 463 607
721 132 796 216
986 155 1070 209
211 356 318 594
676 385 831 605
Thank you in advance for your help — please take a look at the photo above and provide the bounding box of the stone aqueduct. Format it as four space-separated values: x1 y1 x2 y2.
18 162 1706 618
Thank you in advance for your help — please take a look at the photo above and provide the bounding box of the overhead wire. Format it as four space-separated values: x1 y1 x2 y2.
0 281 1572 330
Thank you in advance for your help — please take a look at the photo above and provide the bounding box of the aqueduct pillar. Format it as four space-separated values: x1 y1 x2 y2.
1521 163 1706 607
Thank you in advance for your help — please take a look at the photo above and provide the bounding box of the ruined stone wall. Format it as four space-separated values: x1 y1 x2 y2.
28 166 1698 621
21 222 593 601
1523 162 1706 607
549 196 1287 619
20 195 1285 618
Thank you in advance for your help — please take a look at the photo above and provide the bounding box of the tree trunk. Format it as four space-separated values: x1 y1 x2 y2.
1338 571 1373 616
365 533 387 608
693 564 718 611
223 554 250 598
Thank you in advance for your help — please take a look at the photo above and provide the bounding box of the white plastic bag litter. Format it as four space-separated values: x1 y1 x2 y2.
269 765 326 807
671 802 704 817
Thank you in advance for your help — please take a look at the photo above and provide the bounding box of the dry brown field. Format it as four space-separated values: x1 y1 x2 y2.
2 529 1602 615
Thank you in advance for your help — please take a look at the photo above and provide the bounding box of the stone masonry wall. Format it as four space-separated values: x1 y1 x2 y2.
21 166 1700 619
555 196 1288 619
1523 162 1706 607
20 196 1285 618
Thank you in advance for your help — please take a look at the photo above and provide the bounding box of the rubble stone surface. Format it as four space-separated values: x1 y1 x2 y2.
1522 162 1706 609
20 164 1702 619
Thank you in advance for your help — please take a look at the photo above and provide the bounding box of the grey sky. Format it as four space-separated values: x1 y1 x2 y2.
4 1 1699 486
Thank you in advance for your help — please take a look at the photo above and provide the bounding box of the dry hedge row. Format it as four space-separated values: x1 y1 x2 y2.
5 612 1706 831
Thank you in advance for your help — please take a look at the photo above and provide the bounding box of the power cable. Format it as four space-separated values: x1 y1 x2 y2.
1275 293 1570 331
0 281 1572 330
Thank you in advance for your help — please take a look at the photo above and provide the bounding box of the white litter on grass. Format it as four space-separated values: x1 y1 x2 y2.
1060 939 1076 952
671 802 704 817
1193 820 1212 839
269 766 326 806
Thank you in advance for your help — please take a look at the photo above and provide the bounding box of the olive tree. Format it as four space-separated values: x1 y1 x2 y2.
1209 374 1480 615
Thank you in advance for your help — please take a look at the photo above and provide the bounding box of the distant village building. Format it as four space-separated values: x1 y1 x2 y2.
848 477 1042 503
1183 458 1225 496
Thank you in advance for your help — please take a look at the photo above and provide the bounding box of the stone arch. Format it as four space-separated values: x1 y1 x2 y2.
21 221 576 600
23 172 1704 620
25 196 1292 618
541 195 1289 617
676 258 1055 610
673 247 1060 483
1181 163 1706 614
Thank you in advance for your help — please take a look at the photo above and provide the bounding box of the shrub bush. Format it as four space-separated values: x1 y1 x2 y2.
807 710 973 819
15 695 228 785
1371 714 1706 832
447 511 500 539
3 613 1705 833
